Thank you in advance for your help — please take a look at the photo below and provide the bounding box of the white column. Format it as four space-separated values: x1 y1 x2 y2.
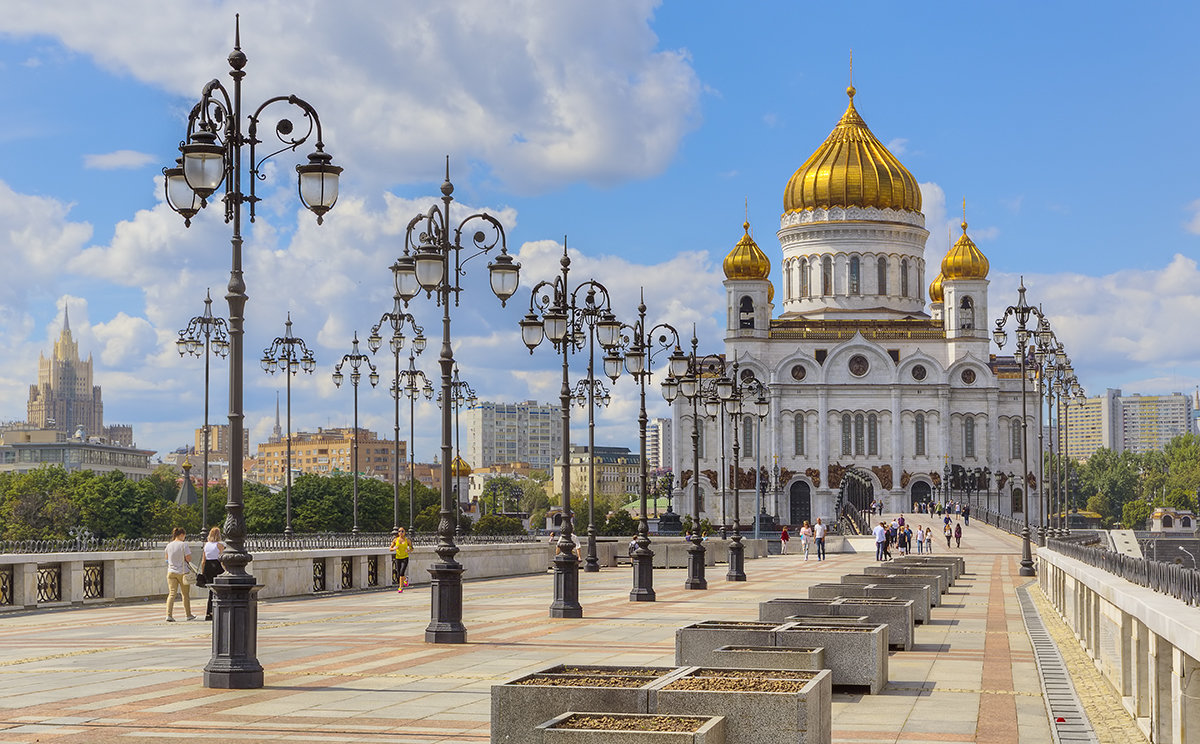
891 387 902 510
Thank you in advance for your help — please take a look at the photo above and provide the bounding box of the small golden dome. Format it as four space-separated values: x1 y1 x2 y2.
941 220 989 280
723 221 771 280
450 455 472 476
929 272 944 304
784 87 922 215
767 281 775 303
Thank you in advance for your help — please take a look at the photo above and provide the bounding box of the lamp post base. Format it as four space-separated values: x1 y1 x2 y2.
685 536 707 590
726 535 746 582
425 561 467 643
584 528 600 573
1019 526 1036 577
203 574 264 689
630 548 655 602
550 552 583 618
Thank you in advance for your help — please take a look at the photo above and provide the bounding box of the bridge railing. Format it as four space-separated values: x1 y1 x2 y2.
1046 535 1200 608
0 532 542 555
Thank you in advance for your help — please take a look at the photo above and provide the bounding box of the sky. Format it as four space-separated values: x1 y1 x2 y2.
0 1 1198 464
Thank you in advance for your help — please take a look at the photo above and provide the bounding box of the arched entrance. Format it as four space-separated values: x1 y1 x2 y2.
788 481 811 526
1011 488 1024 514
911 481 932 506
841 468 875 512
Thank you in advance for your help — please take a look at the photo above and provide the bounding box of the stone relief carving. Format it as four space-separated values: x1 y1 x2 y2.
702 469 718 489
900 470 912 488
871 464 893 490
804 468 821 488
827 462 847 489
680 470 692 489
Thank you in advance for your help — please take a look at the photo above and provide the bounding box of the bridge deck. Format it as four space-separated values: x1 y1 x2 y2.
0 520 1103 743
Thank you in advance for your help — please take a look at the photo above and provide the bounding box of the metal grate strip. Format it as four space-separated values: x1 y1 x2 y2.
1017 581 1099 744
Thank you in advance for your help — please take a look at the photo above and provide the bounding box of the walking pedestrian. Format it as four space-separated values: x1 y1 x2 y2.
915 525 925 555
954 521 963 548
391 527 413 592
201 526 224 621
897 524 909 556
925 526 934 553
873 521 887 561
814 518 826 561
944 521 953 548
164 527 195 622
780 526 790 554
800 521 813 561
963 505 970 526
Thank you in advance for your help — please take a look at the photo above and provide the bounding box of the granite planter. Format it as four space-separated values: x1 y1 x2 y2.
706 644 825 673
654 667 832 744
674 621 780 666
765 597 914 650
863 565 947 595
536 712 725 744
840 573 938 607
492 665 679 744
807 583 930 624
772 623 888 693
895 555 964 579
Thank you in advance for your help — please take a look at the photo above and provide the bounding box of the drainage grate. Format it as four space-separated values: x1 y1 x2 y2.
1016 581 1099 744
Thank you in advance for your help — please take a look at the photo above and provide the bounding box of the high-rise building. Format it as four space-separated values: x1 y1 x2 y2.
194 424 251 463
250 427 403 487
1065 388 1194 459
551 445 641 499
27 308 103 437
646 418 672 471
466 400 562 473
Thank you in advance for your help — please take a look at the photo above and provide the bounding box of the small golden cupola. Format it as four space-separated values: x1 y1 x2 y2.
929 272 945 304
941 219 989 280
784 86 922 215
723 221 772 281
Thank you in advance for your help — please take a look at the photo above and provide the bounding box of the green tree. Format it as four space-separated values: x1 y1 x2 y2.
1122 499 1153 530
481 476 524 514
473 514 527 535
0 466 76 540
599 509 637 535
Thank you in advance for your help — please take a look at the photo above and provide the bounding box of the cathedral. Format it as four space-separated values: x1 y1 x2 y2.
669 85 1038 527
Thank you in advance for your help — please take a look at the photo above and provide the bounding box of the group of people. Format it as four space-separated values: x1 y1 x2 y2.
778 518 827 561
872 513 965 561
163 526 226 622
912 500 971 525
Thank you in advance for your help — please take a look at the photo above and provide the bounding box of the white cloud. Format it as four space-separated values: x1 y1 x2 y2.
83 149 156 170
1185 198 1200 235
886 137 908 156
0 0 701 194
0 178 92 310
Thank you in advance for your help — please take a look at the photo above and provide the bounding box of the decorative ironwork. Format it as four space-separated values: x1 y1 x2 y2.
83 563 104 599
1047 536 1200 608
367 555 378 587
312 559 326 592
0 566 12 605
340 557 353 589
0 532 541 556
37 564 62 603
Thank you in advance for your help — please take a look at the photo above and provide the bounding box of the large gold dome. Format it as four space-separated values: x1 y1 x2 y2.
941 220 989 280
784 86 922 215
723 221 771 280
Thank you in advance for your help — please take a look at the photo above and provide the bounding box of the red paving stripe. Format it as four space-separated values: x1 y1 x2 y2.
975 555 1019 744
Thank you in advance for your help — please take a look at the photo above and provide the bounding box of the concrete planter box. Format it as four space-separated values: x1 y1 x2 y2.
654 667 832 744
675 621 780 666
763 597 914 651
863 566 947 595
492 665 680 744
773 623 888 694
895 555 963 579
840 574 939 607
877 562 955 588
536 712 725 744
807 583 931 625
707 645 824 673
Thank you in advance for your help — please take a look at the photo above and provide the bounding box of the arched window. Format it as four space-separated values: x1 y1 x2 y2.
868 414 879 455
739 296 755 329
822 256 833 295
794 414 805 456
877 257 888 295
900 259 910 297
800 258 809 297
1012 487 1023 513
915 413 926 456
786 262 793 299
841 414 851 455
1183 517 1193 528
695 419 705 459
1011 419 1023 459
960 295 975 329
1163 515 1174 528
964 415 976 458
742 416 754 459
849 256 861 295
854 414 865 455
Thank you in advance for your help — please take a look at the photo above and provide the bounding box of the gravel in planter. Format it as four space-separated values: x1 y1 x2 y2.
556 714 710 731
536 712 726 743
675 620 783 666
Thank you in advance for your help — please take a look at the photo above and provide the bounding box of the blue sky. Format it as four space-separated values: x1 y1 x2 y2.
1 1 1198 462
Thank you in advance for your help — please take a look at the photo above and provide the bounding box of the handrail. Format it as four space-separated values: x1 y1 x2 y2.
1046 536 1200 608
0 532 542 555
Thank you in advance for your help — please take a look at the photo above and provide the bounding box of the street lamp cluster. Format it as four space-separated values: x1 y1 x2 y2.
260 315 316 535
332 333 379 535
176 290 230 526
437 364 477 536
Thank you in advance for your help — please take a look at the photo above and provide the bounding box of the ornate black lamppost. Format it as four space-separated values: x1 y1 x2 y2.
573 374 610 572
1031 316 1057 545
162 17 342 689
605 291 686 601
333 332 379 535
719 362 768 582
391 159 521 642
520 243 621 617
368 298 425 537
177 290 230 529
260 314 315 535
1060 379 1083 534
396 353 434 534
994 279 1049 577
437 364 476 536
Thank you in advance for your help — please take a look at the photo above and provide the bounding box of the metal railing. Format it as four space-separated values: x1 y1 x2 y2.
0 536 160 554
0 531 542 555
840 506 870 536
1047 536 1200 608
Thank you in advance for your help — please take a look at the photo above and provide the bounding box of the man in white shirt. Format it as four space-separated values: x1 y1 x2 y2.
873 521 887 561
813 518 827 561
164 527 194 622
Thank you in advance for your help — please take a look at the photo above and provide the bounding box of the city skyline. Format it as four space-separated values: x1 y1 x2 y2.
1 2 1197 461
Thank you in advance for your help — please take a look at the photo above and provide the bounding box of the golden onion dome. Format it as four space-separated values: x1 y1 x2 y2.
450 455 472 477
929 272 944 304
941 220 989 280
767 281 775 303
723 221 771 280
784 86 922 215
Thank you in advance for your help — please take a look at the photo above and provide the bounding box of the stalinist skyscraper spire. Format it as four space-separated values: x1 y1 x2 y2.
27 305 104 436
271 391 283 443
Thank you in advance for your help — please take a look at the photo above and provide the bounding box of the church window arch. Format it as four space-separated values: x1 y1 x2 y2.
868 414 879 455
915 413 926 455
841 414 851 455
742 415 754 458
1011 419 1023 459
695 418 706 459
900 259 910 297
849 256 861 295
800 258 809 297
877 257 888 295
960 295 975 329
854 414 865 455
739 296 755 329
1163 515 1174 528
785 262 793 299
964 415 977 458
1183 516 1192 528
794 414 806 456
822 256 833 295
